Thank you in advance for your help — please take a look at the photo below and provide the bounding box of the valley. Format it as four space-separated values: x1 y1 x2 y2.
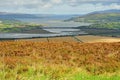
0 9 120 80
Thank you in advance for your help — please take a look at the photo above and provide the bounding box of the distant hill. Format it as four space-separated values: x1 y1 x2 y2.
0 12 46 24
0 12 42 20
67 9 120 23
0 12 80 21
88 9 120 14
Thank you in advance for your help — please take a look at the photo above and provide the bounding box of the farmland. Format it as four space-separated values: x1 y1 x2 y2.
19 35 120 43
0 40 120 80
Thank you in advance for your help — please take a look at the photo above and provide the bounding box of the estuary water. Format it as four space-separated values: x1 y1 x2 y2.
0 18 91 39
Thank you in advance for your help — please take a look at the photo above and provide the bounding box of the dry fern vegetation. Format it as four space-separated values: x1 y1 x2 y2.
0 41 120 80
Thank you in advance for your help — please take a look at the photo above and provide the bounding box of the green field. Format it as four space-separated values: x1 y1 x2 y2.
0 19 50 33
68 13 120 23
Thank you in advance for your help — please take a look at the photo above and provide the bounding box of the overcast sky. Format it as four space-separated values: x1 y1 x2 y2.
0 0 120 14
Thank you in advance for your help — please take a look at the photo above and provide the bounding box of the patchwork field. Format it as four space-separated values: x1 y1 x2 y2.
19 35 120 43
19 37 78 42
0 40 120 80
76 35 120 43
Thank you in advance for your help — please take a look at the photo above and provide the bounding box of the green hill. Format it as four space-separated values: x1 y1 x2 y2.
67 9 120 23
89 22 120 29
67 10 120 37
0 19 50 33
68 13 120 23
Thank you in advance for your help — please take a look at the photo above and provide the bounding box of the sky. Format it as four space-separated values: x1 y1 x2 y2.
0 0 120 14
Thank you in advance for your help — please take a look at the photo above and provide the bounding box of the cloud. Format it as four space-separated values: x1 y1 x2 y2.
42 3 53 8
0 0 119 14
51 0 62 4
66 0 120 6
0 0 119 7
47 3 120 14
110 4 120 9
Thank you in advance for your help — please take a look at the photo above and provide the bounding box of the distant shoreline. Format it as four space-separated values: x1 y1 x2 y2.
0 35 120 43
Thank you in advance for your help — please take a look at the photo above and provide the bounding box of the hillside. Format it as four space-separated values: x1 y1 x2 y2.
67 9 120 37
0 23 52 33
67 9 120 23
0 13 45 33
1 41 120 80
78 22 120 29
88 9 120 14
89 22 120 29
0 17 51 33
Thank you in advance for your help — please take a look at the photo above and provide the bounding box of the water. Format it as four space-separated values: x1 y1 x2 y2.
0 33 60 39
0 17 91 39
0 32 86 39
18 18 91 27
